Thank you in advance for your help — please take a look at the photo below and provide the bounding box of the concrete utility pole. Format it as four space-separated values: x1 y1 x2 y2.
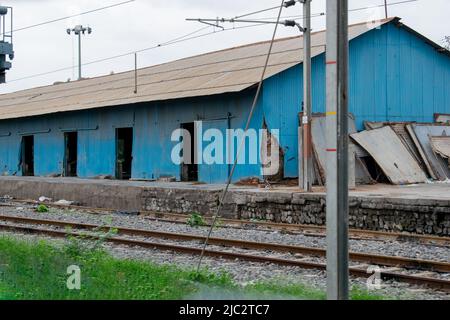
67 25 92 80
325 0 349 300
301 0 313 192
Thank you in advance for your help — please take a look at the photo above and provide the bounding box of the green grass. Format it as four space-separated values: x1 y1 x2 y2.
36 204 49 213
0 236 387 300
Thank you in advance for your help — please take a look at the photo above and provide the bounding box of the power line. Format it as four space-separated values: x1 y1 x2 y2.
348 0 418 15
0 0 135 35
7 23 269 83
234 1 300 19
247 0 419 22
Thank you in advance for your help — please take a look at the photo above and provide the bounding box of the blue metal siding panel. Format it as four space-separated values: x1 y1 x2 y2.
262 54 326 178
383 23 450 123
34 133 64 176
0 121 20 175
349 26 389 120
262 21 450 179
262 64 302 178
343 22 449 128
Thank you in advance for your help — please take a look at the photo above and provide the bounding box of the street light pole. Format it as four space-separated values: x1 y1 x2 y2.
67 25 92 80
78 31 82 80
326 0 349 300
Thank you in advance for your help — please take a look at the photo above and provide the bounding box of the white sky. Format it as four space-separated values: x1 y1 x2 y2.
0 0 448 94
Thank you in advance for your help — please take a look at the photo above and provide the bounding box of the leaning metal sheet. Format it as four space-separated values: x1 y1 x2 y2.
351 126 427 185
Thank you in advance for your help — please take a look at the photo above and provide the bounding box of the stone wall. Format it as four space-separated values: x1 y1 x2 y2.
0 177 448 236
143 189 450 236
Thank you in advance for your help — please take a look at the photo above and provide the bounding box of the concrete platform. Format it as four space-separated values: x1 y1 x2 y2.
0 176 449 235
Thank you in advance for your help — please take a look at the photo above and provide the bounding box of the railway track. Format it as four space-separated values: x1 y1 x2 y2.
0 214 449 291
5 199 450 248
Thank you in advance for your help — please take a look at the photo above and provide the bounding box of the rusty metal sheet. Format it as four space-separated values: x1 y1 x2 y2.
0 19 394 121
409 124 450 180
430 136 450 167
351 126 427 185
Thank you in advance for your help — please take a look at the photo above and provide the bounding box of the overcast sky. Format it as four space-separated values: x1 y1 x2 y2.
0 0 448 94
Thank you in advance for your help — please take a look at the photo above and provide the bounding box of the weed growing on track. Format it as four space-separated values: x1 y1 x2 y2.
187 212 206 227
36 204 49 213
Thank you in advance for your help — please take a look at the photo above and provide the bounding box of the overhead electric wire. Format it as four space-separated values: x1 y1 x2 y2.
0 0 136 36
7 23 269 83
196 0 286 272
250 0 418 22
234 1 299 19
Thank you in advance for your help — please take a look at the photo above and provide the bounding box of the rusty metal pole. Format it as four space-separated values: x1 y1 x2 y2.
301 0 313 192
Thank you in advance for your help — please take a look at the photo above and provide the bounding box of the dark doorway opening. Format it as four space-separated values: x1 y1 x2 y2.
116 128 133 180
21 135 34 176
181 122 198 182
64 132 78 177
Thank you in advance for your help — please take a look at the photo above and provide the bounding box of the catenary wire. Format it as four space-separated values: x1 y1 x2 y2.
7 23 268 83
0 0 136 36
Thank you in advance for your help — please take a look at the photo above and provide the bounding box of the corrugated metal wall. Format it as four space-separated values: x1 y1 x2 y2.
0 21 448 183
0 91 263 183
262 21 450 178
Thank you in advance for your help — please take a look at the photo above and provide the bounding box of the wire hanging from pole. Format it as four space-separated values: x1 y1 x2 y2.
195 0 286 273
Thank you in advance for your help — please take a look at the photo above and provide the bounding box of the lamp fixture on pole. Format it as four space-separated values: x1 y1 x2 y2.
67 25 92 80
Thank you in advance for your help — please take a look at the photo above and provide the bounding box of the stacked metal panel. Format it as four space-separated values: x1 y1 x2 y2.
299 113 373 186
352 122 450 184
407 124 450 180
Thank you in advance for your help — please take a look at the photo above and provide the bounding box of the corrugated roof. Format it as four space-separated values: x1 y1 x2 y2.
0 18 395 121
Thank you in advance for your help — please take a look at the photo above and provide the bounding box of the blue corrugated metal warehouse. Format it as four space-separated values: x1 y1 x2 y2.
0 18 449 183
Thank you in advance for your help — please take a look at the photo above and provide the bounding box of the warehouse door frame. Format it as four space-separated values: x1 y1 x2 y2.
21 135 34 176
64 131 78 177
115 127 133 180
180 122 198 182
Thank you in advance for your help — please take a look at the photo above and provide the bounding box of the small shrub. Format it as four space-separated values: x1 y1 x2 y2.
36 204 49 213
64 225 118 258
187 212 205 228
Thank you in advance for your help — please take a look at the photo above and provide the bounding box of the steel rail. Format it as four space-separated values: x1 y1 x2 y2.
3 200 450 247
0 222 448 291
0 214 448 273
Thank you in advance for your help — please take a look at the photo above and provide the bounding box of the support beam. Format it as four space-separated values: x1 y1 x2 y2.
301 0 313 192
325 0 349 300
